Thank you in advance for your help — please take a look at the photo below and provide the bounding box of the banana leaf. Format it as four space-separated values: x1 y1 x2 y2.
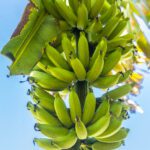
137 33 150 58
130 0 150 24
1 0 61 75
127 1 150 58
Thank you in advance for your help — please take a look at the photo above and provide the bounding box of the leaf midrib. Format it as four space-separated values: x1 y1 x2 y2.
11 9 46 68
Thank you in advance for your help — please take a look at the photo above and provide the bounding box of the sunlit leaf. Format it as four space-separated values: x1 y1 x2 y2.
1 1 61 75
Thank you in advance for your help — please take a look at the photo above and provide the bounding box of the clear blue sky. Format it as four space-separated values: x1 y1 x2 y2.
0 1 150 150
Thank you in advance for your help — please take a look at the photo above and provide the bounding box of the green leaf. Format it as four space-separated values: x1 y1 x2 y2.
1 1 61 75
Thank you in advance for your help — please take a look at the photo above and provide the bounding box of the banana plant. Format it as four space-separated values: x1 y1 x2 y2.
1 0 148 149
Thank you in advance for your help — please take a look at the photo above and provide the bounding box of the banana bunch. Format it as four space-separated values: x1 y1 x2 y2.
28 32 134 92
28 84 132 150
0 0 141 149
25 0 136 92
22 0 138 149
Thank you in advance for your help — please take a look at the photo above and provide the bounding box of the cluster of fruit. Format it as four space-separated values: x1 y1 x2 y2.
27 84 131 150
5 0 136 149
29 32 133 91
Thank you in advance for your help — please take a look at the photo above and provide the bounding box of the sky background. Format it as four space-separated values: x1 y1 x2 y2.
0 1 150 150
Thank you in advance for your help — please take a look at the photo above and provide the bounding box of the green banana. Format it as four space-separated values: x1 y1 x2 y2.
54 93 73 128
42 0 61 19
55 0 77 27
27 102 41 122
87 113 111 137
101 48 122 75
69 89 82 123
27 102 60 125
92 141 122 150
118 70 132 83
88 31 101 43
82 92 96 125
77 3 88 30
53 129 77 149
30 86 55 112
110 101 123 117
35 123 69 138
100 0 111 13
70 58 86 81
29 71 69 91
108 18 129 40
86 18 102 33
100 4 117 24
90 37 107 68
96 127 129 143
90 0 105 18
102 84 132 100
92 73 121 89
87 54 104 82
62 34 76 64
107 33 134 51
37 62 76 83
97 117 123 139
83 0 91 12
34 138 59 150
92 98 110 123
75 117 87 139
46 44 70 70
78 32 89 69
99 14 123 38
68 0 79 14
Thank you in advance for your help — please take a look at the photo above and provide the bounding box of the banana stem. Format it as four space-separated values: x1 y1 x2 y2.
73 28 80 56
73 29 89 108
75 81 89 108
